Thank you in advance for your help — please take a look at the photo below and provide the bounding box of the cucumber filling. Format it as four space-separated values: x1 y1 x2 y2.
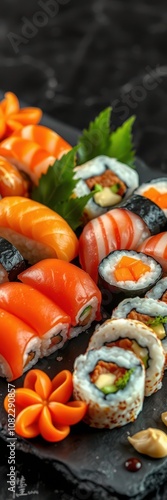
100 368 135 394
79 305 92 326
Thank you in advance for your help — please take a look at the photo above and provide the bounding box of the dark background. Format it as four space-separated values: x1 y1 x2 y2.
1 2 167 499
0 0 167 170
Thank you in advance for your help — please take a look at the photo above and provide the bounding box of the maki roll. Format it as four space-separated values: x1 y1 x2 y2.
98 250 162 298
0 236 27 283
112 296 167 365
120 194 167 235
146 277 167 303
73 346 145 429
0 308 41 381
0 282 71 357
74 156 139 221
87 318 165 396
135 178 167 216
18 259 102 338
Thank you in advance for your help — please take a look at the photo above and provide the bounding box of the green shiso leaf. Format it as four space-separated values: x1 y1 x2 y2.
107 115 136 167
77 108 136 167
77 107 112 165
31 108 136 229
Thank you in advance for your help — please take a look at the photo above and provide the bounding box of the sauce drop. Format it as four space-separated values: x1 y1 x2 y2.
124 457 142 472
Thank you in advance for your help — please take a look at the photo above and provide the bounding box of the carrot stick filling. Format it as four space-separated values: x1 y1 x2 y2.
114 256 150 282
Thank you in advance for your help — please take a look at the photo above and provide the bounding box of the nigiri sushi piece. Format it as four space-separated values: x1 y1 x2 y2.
79 208 151 283
0 308 41 381
0 282 70 357
0 236 27 283
138 232 167 273
0 155 30 197
0 91 42 140
18 259 102 338
13 124 72 158
0 136 56 185
0 197 79 264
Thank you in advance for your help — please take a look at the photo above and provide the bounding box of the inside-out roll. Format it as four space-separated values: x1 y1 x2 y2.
74 156 139 220
87 318 165 396
112 297 167 366
145 277 167 303
73 346 145 429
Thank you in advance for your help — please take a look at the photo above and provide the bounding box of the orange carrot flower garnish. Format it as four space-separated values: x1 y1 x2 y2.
0 92 42 141
4 369 87 442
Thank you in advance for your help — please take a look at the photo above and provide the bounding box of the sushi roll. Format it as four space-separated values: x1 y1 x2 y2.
0 308 41 381
0 236 27 283
87 318 165 396
18 259 102 338
146 277 167 303
0 282 71 357
79 207 151 283
98 250 162 298
74 156 139 220
137 232 167 273
0 196 78 264
120 194 167 235
112 296 167 365
135 178 167 217
73 346 145 429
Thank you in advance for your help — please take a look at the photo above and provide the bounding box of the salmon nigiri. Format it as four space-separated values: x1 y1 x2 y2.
0 308 41 381
0 136 56 184
0 197 78 264
13 124 72 158
0 155 30 197
0 282 71 357
19 259 102 338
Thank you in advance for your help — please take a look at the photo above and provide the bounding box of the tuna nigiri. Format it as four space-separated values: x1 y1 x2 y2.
0 308 41 381
0 197 78 264
79 208 151 283
138 232 167 273
18 259 102 338
0 282 71 356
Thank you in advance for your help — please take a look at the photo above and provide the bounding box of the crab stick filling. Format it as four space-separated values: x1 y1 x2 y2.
114 256 151 282
143 187 167 209
105 339 148 368
90 360 134 394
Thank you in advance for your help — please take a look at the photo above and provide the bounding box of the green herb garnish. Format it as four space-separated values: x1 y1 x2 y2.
77 108 136 167
101 368 135 394
147 316 167 327
31 108 136 229
31 148 94 230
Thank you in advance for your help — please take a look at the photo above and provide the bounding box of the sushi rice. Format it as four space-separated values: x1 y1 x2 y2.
98 250 162 297
87 318 165 396
112 296 167 365
73 346 145 429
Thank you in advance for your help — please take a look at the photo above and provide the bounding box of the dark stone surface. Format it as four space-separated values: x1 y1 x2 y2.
1 1 167 499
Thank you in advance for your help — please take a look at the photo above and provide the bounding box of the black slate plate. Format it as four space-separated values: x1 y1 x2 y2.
0 106 167 500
